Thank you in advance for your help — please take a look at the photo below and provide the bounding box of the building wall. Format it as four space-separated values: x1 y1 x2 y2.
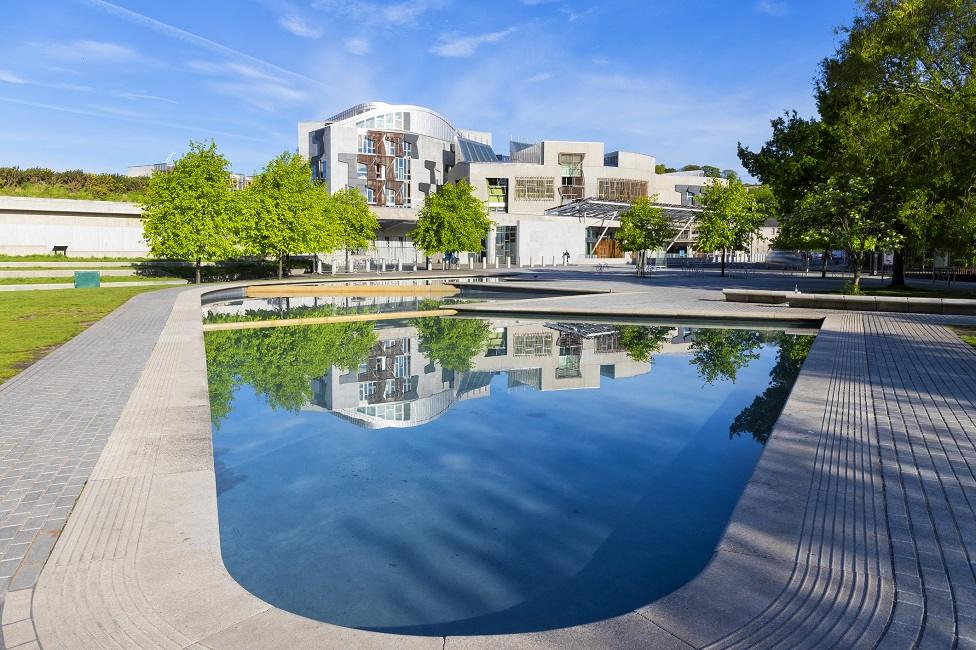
0 197 147 257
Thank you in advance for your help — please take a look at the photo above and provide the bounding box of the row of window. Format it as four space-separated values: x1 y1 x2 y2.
514 177 555 201
358 377 414 401
358 135 412 156
598 178 648 202
354 111 406 131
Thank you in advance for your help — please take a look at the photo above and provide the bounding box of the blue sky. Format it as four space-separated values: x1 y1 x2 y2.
0 1 857 176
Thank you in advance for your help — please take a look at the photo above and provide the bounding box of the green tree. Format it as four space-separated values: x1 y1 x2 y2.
695 178 767 277
616 326 673 362
702 165 722 178
617 196 673 277
141 141 237 283
730 333 813 444
204 318 378 426
410 180 492 261
795 176 902 289
689 329 763 385
329 187 378 251
237 151 332 279
412 315 493 372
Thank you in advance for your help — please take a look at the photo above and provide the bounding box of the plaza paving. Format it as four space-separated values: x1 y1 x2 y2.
1 268 975 648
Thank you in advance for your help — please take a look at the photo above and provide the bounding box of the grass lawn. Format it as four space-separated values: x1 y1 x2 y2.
0 286 164 384
0 276 183 285
953 327 976 349
0 254 148 262
832 286 976 300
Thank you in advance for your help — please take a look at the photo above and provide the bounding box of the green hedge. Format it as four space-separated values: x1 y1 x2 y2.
0 167 148 202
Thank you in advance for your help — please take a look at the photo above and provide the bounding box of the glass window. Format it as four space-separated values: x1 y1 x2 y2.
365 187 375 204
513 333 553 356
365 117 374 128
598 178 648 202
359 381 376 400
357 163 367 179
358 135 375 154
394 354 410 378
385 188 397 206
514 177 555 201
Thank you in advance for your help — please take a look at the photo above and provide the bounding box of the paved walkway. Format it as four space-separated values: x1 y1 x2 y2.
0 288 182 649
1 273 975 648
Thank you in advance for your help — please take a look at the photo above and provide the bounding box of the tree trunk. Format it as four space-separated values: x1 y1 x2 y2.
851 252 863 289
822 248 829 279
890 248 906 287
720 249 726 277
277 254 284 280
195 258 202 285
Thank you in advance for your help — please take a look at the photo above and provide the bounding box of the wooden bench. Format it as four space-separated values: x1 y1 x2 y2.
52 245 68 256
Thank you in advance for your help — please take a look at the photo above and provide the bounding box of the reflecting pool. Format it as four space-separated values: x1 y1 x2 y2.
204 308 813 636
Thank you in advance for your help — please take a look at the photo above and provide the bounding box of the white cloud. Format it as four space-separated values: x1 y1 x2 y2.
33 39 141 64
526 72 553 83
344 37 370 56
754 1 786 16
0 70 26 84
311 0 442 27
114 91 178 104
81 0 323 86
0 69 93 92
429 27 516 58
279 14 322 38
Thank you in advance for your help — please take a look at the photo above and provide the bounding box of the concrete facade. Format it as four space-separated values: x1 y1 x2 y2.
299 102 721 265
0 196 147 257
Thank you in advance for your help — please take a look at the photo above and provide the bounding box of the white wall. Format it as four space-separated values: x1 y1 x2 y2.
0 197 147 257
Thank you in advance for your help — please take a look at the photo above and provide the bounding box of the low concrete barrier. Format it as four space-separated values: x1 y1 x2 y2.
722 289 976 315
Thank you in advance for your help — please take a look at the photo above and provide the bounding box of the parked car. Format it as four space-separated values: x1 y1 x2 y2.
765 250 805 269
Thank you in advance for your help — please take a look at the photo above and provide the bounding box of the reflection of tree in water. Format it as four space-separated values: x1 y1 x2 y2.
730 334 814 444
615 325 673 363
411 311 493 372
689 328 763 384
204 312 377 427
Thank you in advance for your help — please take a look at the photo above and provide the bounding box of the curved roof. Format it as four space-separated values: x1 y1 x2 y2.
325 101 458 143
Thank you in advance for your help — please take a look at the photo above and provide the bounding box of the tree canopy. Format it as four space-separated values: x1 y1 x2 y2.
412 314 493 372
689 329 763 385
330 186 378 251
739 0 976 284
204 316 377 426
695 178 768 276
237 151 333 279
616 326 673 363
141 141 237 283
410 180 492 256
617 196 673 276
730 333 813 444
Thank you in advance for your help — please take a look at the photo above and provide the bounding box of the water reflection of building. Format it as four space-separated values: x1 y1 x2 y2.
308 320 694 429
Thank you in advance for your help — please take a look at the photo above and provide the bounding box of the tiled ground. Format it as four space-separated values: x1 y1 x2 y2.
0 288 181 649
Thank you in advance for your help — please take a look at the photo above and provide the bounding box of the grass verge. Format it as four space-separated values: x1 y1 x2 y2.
832 286 976 300
0 286 164 384
0 276 183 285
0 254 147 262
0 184 144 202
953 327 976 349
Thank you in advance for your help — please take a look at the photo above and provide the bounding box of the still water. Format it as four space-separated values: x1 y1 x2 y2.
204 306 812 636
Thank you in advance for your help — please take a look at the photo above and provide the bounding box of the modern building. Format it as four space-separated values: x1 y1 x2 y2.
306 320 695 429
298 102 748 266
